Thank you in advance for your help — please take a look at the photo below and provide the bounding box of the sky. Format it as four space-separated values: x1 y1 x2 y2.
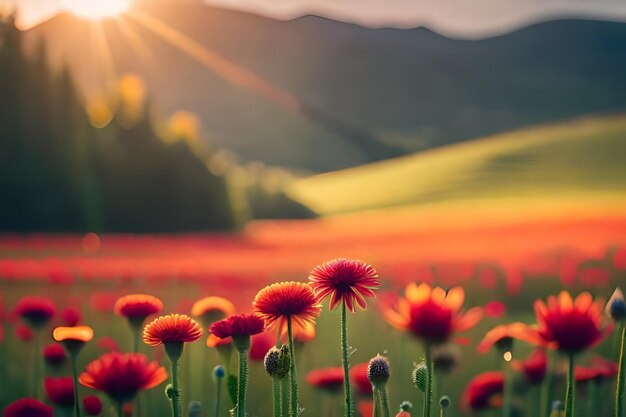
8 0 626 37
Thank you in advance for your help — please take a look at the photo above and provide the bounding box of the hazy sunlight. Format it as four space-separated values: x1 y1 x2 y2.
62 0 130 19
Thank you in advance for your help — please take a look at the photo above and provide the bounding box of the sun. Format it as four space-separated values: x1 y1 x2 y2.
62 0 130 20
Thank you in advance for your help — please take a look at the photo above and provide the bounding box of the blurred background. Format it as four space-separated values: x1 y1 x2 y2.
1 0 626 415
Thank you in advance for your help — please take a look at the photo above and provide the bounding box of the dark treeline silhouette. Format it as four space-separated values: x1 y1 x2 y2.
0 15 237 233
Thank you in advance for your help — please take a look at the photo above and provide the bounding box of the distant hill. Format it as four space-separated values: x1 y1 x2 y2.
25 0 626 172
287 116 626 214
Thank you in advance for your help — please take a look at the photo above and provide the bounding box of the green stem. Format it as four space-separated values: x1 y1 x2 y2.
237 349 249 417
70 352 82 417
287 316 299 417
282 374 290 417
503 354 512 417
424 345 433 417
373 389 380 417
171 359 181 417
380 387 391 417
273 377 282 417
117 401 124 417
341 302 353 417
565 352 575 417
617 322 626 417
34 328 42 400
215 374 222 417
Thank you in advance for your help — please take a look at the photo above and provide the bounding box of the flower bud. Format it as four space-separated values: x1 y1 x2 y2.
264 345 290 379
439 396 450 409
367 354 390 389
214 365 225 379
412 362 427 393
165 383 174 399
399 401 412 412
606 288 625 321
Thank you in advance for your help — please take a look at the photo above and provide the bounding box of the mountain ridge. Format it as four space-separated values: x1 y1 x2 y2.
24 3 626 172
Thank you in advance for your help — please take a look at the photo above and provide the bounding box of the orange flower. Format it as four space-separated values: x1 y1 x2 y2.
53 326 94 343
206 333 232 348
477 323 536 354
142 314 202 346
253 282 322 329
309 258 379 313
526 291 608 352
114 294 163 320
382 283 482 344
79 352 167 403
191 296 235 325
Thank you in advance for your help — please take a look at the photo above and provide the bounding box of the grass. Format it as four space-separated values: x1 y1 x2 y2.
287 115 626 215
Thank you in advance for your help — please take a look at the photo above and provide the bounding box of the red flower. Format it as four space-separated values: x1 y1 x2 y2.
82 396 103 416
43 343 67 366
527 291 608 352
576 356 618 383
306 367 344 392
357 400 373 417
382 283 483 344
142 314 202 346
350 363 373 395
253 282 322 329
3 398 53 417
210 314 265 339
15 325 33 342
97 337 121 353
484 301 506 318
79 352 168 403
462 371 504 411
60 307 82 327
309 258 379 312
477 323 536 354
44 377 74 407
15 296 56 327
512 349 547 385
114 294 163 320
249 332 275 362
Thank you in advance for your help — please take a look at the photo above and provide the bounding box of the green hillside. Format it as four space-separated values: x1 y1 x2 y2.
287 115 626 215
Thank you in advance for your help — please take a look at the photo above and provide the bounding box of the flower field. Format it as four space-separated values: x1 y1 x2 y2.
1 203 626 417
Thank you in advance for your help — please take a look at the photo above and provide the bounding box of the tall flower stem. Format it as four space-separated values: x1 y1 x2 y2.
502 353 512 417
287 316 299 417
117 401 124 417
617 322 626 417
372 389 380 417
129 320 143 417
379 387 391 417
273 377 282 417
341 302 353 417
171 359 181 417
236 349 249 417
565 352 575 417
34 328 43 400
423 344 433 417
215 374 222 417
282 374 290 417
69 352 82 417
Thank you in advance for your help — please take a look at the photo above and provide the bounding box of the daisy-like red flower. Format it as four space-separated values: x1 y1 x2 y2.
15 325 33 342
306 367 344 392
142 314 202 346
382 283 483 344
82 396 102 416
477 323 537 354
350 363 373 395
3 398 53 417
462 371 504 411
114 294 163 320
512 349 547 385
43 343 67 367
525 291 608 352
44 377 74 407
253 282 322 329
79 352 168 404
15 296 56 327
209 314 265 340
309 258 379 312
575 356 618 383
